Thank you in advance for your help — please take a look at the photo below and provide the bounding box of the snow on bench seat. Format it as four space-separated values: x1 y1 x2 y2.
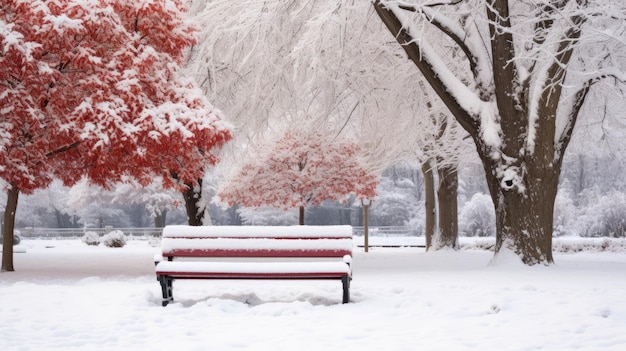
155 225 353 306
160 238 353 257
161 225 353 239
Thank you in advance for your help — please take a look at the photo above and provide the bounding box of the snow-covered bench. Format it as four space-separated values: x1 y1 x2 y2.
154 225 353 306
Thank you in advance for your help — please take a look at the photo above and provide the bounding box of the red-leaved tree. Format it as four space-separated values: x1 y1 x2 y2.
0 0 232 271
218 129 378 225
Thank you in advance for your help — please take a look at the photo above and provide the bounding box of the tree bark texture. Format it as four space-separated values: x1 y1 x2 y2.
435 165 459 250
421 162 435 251
1 185 19 272
478 143 560 264
182 179 205 226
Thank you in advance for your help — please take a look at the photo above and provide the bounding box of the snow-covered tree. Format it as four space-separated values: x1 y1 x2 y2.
218 129 378 225
574 191 626 238
111 177 182 228
67 178 131 228
237 206 298 226
459 193 496 237
374 0 626 264
370 176 417 226
187 1 473 245
0 0 232 271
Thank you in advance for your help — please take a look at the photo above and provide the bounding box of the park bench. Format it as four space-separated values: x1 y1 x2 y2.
154 225 353 306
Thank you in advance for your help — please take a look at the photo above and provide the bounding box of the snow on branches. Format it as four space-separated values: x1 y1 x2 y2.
374 0 626 264
217 129 378 210
0 0 232 194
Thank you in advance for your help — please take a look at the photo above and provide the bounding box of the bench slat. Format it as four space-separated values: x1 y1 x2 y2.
163 248 352 258
156 261 350 278
160 237 352 258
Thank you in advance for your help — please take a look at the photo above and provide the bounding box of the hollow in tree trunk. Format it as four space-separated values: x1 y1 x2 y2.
481 154 559 264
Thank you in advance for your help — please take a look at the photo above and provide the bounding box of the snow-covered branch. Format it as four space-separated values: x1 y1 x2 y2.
387 0 493 97
374 1 481 136
555 71 626 167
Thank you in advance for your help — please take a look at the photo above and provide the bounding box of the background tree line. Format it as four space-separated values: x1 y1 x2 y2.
4 152 624 238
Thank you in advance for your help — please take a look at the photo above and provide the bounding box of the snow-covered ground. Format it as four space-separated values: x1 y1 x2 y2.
1 238 625 351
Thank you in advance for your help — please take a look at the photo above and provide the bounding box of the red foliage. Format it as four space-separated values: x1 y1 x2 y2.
0 0 232 194
218 130 378 210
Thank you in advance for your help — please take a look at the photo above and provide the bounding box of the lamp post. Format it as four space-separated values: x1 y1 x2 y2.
361 198 372 252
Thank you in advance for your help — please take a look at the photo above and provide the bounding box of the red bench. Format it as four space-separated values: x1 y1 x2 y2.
154 225 353 306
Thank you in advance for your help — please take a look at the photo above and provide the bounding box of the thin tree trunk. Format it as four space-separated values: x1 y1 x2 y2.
154 208 167 228
54 209 66 228
2 185 19 272
422 161 435 251
182 179 205 226
435 165 459 250
299 206 305 225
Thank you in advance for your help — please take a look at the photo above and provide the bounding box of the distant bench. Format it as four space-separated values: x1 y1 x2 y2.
154 225 353 306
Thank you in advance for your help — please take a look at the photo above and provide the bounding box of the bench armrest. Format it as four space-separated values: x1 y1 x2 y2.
154 252 164 266
343 255 352 266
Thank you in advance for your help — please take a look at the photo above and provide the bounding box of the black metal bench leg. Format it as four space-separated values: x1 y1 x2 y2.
341 276 350 304
158 275 174 306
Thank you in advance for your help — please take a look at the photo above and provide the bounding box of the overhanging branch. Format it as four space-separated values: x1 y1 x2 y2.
555 74 622 168
373 1 478 136
395 1 483 91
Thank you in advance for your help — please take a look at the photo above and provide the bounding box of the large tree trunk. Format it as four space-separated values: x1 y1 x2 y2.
2 185 19 272
374 0 589 265
435 165 458 250
421 161 435 251
482 154 560 264
182 179 205 226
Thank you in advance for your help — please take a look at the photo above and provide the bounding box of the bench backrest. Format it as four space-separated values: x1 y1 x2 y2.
160 225 353 258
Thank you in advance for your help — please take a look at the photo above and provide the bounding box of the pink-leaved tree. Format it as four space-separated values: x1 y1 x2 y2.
0 0 232 271
218 129 378 225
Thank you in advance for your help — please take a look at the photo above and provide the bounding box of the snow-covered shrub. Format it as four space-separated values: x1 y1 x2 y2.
552 237 626 253
407 212 425 237
81 231 100 246
459 193 495 237
101 230 127 248
370 193 413 226
369 177 419 226
13 230 21 245
147 236 161 247
553 189 577 236
238 206 298 225
574 191 626 237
